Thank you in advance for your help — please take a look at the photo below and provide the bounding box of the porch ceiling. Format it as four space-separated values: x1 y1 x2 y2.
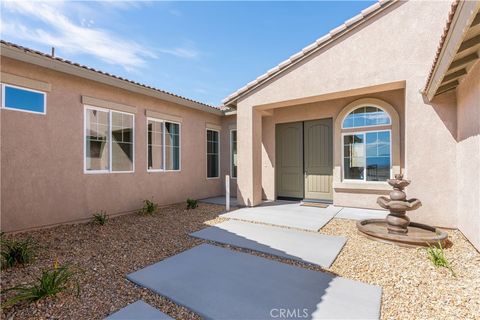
253 80 405 111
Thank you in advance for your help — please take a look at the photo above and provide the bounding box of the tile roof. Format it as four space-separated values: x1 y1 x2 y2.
424 0 460 92
222 0 395 106
0 40 221 111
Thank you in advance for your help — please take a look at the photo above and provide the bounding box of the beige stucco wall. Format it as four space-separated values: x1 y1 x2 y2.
236 0 458 227
1 58 226 232
456 61 480 249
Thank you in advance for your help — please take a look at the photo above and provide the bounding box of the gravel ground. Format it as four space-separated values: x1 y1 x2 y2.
1 203 225 320
321 219 480 320
2 204 479 320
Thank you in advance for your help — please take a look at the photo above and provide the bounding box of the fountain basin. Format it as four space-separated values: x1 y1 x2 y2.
357 219 448 247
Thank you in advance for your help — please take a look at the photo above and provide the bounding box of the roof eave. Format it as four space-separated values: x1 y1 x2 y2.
1 43 224 116
222 0 397 107
424 1 480 101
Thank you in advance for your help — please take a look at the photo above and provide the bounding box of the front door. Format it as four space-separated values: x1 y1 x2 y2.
276 118 333 201
304 119 333 201
276 122 304 199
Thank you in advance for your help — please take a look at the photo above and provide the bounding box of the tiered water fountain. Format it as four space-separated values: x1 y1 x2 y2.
357 174 448 247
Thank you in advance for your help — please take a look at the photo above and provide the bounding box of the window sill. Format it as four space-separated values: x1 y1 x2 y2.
84 171 134 174
333 181 391 192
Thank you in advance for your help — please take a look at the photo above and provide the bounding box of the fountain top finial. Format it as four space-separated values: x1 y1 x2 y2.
388 174 410 190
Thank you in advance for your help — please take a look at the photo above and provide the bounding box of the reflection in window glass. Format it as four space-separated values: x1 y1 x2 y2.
3 85 46 114
366 131 390 181
148 120 163 170
207 129 219 178
165 122 180 170
343 106 391 128
85 109 109 171
85 107 135 173
343 131 391 181
343 134 365 180
111 112 134 172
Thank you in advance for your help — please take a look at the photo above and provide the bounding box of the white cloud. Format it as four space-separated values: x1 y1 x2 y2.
194 88 207 94
159 47 199 59
1 1 200 71
168 8 182 17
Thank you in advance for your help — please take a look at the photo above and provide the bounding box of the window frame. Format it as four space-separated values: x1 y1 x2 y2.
230 129 237 179
83 105 135 174
1 83 47 115
146 117 181 173
341 129 392 183
206 128 220 179
341 104 391 130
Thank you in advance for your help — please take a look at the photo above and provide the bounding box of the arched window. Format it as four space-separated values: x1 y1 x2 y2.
342 106 391 129
342 105 392 182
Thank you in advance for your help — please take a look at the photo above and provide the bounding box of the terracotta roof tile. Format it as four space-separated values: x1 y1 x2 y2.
424 1 460 92
222 0 395 105
0 40 220 111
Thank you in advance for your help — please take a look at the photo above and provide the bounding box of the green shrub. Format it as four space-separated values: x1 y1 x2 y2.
186 198 198 210
92 210 108 226
426 242 455 276
139 199 158 215
1 236 37 269
1 263 79 308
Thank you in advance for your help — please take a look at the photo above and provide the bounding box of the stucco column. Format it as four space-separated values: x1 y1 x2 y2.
237 106 263 206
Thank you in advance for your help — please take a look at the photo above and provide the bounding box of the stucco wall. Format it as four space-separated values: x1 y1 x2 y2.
235 0 457 227
456 61 480 249
1 58 225 232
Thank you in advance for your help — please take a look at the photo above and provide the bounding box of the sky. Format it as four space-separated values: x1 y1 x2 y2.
0 1 376 106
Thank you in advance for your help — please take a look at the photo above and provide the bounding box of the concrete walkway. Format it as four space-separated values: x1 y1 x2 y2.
191 220 346 267
105 300 173 320
221 201 341 231
200 196 238 207
127 244 382 320
335 207 387 220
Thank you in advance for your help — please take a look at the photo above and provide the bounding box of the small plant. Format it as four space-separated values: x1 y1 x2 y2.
91 210 108 226
1 236 37 269
1 262 79 308
426 242 456 276
186 198 198 210
139 199 158 215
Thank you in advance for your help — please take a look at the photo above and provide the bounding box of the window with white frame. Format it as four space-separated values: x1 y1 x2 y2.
207 129 219 178
1 84 46 114
85 106 134 173
147 118 180 171
230 130 237 178
342 106 391 182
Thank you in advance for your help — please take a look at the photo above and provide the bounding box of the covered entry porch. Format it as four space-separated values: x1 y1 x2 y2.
235 82 404 209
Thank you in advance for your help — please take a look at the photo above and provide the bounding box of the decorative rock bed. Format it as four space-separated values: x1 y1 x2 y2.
1 203 479 320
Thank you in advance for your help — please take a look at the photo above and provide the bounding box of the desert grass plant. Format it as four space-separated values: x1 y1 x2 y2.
139 199 158 215
91 210 108 226
426 242 456 276
186 198 198 210
1 236 37 269
1 262 80 308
